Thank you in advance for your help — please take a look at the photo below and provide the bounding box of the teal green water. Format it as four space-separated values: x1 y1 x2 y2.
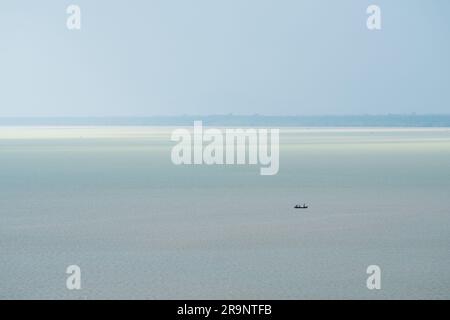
1 127 449 299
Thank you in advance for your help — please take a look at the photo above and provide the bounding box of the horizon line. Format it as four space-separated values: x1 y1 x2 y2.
1 114 450 128
1 113 450 118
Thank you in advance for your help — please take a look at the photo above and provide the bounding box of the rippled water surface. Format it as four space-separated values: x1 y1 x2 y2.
1 127 449 299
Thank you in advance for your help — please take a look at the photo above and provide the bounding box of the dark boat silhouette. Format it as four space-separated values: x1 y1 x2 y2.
294 204 308 209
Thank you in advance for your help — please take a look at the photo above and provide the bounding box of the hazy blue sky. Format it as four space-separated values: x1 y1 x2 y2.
0 0 449 116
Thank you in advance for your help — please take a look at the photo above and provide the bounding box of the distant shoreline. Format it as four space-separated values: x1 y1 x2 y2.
1 115 450 127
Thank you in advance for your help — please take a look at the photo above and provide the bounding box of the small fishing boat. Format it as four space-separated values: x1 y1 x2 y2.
294 204 308 209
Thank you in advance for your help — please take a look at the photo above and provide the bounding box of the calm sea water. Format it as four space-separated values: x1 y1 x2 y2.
1 126 449 299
